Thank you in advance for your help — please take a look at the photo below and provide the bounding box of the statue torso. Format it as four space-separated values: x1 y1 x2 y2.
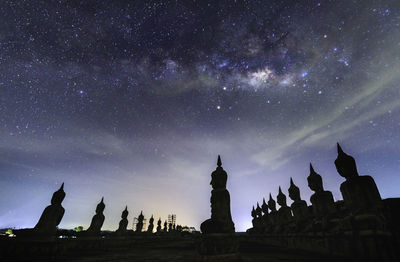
118 218 128 231
277 206 292 223
34 204 65 233
340 175 382 214
291 200 308 220
88 213 105 232
210 189 232 222
310 190 335 218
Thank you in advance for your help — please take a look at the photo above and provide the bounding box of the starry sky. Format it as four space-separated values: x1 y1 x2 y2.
0 0 399 232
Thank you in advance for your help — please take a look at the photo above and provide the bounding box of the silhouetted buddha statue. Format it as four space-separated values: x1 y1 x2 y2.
275 187 292 233
168 222 173 232
268 194 277 212
251 206 257 228
253 202 262 230
87 197 105 235
277 187 292 222
268 193 277 216
136 211 144 232
266 193 278 232
200 155 235 234
173 223 176 231
147 215 154 233
157 218 162 232
289 178 308 220
247 205 257 234
163 220 168 232
261 198 269 216
255 202 262 218
261 198 269 229
335 143 384 230
335 143 382 215
288 178 309 232
308 163 335 219
34 183 66 235
116 206 129 233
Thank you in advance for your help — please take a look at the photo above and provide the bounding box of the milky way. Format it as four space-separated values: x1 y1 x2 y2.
1 0 399 231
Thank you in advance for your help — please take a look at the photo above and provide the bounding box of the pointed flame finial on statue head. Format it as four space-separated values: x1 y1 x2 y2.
308 163 323 192
288 177 301 201
310 163 316 174
95 197 105 214
268 193 277 211
51 182 66 205
335 143 358 179
121 205 129 218
210 155 227 189
278 186 283 195
261 197 268 213
277 186 287 207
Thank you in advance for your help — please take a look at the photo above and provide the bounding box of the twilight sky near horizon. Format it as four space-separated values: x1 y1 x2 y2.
0 0 399 232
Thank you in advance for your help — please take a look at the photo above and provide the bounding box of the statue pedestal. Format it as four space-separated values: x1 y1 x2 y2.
197 233 239 260
15 228 58 240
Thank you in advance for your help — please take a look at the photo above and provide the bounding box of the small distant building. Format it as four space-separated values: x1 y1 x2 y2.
181 226 199 234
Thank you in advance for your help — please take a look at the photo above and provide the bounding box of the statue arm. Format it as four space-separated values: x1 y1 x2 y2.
34 206 50 228
367 176 382 200
56 208 65 226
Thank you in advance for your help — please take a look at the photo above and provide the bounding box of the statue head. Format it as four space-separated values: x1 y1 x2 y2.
121 206 128 219
307 163 323 192
138 211 144 220
261 198 269 214
96 197 105 214
334 143 359 179
210 155 227 189
149 215 154 223
288 178 301 201
277 186 287 207
157 218 161 225
255 202 262 217
251 206 256 218
268 193 277 211
51 183 66 205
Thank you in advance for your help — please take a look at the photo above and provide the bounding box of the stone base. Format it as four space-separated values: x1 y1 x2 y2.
14 229 56 241
198 233 238 256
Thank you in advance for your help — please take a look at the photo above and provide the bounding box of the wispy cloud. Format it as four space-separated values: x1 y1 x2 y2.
252 60 400 170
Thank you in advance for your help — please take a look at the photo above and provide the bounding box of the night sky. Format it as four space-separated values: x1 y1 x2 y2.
0 0 399 232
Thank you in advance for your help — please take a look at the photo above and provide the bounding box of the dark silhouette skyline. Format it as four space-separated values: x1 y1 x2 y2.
2 149 398 261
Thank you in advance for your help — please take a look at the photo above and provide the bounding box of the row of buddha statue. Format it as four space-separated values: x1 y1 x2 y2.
248 143 384 234
27 156 234 238
129 209 183 234
28 184 182 236
21 143 386 238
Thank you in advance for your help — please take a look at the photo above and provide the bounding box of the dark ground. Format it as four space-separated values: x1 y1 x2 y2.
0 235 354 262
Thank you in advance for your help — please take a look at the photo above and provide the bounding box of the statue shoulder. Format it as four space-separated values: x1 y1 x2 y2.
321 190 334 198
360 175 377 184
